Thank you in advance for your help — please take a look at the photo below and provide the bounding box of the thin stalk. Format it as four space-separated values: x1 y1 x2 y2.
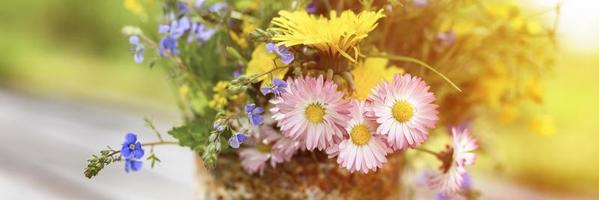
413 147 440 157
368 54 462 92
108 141 179 157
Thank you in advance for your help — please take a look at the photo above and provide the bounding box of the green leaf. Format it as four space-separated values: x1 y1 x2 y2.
147 153 161 168
167 116 213 150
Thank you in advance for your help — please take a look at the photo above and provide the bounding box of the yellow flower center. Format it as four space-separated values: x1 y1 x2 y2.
392 100 414 123
350 124 372 146
257 143 272 153
305 103 326 124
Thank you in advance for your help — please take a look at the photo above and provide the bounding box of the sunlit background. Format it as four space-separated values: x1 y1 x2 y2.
0 0 598 199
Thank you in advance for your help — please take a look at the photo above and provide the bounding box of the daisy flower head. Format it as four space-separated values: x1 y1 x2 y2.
270 9 384 62
270 75 351 150
427 124 478 196
238 125 296 175
369 73 439 150
336 100 390 173
450 124 478 167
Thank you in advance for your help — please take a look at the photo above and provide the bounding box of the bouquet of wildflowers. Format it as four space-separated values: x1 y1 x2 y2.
85 0 557 199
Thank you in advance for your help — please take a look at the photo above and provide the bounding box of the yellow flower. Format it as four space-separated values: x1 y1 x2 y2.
230 16 260 48
498 103 519 124
208 81 230 109
124 0 145 17
270 10 385 62
246 43 289 87
528 115 555 136
525 78 544 104
351 57 404 100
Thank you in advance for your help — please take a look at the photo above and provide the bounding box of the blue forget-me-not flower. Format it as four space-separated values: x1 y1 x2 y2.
266 43 294 65
245 103 264 126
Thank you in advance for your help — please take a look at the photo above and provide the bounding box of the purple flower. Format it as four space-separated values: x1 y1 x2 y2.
159 17 191 38
245 103 264 126
159 36 179 57
160 17 192 39
306 1 317 13
128 35 145 64
187 23 216 43
232 64 244 78
209 2 228 14
121 133 144 159
194 0 205 9
124 157 143 173
260 78 287 96
228 132 248 149
266 43 294 64
436 31 456 47
177 2 189 16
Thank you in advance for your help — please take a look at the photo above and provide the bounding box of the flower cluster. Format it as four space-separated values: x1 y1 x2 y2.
88 0 558 199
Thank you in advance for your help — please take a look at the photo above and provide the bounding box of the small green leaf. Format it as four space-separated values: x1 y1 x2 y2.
147 154 161 168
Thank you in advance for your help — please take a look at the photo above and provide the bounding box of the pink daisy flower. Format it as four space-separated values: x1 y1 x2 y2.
336 101 390 173
238 125 299 175
428 124 478 195
368 73 439 150
271 75 351 150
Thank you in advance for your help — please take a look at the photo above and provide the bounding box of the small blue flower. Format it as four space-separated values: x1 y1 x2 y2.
260 78 287 96
245 103 264 126
266 43 294 64
159 36 179 57
159 17 192 39
228 132 248 149
209 2 228 14
124 157 143 173
306 1 317 13
121 133 144 159
177 2 189 16
128 35 145 64
187 23 216 43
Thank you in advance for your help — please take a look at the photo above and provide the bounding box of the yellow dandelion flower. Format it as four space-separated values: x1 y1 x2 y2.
270 10 385 62
246 43 289 87
352 57 404 100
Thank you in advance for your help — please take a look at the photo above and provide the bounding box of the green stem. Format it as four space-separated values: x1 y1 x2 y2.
369 54 462 92
413 147 440 157
108 141 179 157
142 141 179 147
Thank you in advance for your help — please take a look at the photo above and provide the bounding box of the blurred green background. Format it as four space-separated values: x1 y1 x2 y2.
0 0 597 197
